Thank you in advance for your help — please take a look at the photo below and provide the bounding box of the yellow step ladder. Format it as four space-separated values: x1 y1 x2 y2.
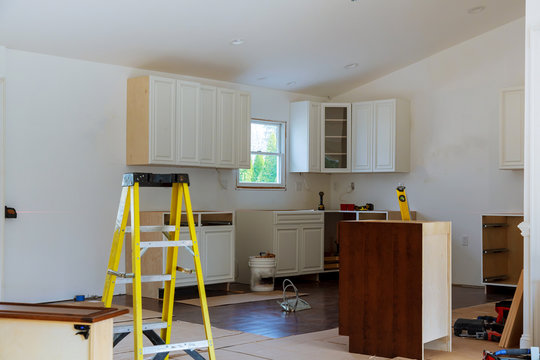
102 172 216 360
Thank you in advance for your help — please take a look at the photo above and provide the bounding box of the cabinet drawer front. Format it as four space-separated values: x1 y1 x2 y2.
274 212 323 224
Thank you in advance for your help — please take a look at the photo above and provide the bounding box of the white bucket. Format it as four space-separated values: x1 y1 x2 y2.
248 256 277 292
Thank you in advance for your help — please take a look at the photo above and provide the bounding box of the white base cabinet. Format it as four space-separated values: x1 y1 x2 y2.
236 210 324 284
126 211 235 298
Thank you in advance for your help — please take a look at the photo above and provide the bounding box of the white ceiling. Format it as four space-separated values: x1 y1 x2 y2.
0 0 525 97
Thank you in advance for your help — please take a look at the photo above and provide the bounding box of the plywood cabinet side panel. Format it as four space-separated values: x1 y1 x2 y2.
422 222 452 347
125 211 166 298
235 211 274 284
89 319 113 360
506 216 524 284
126 76 150 165
395 98 411 172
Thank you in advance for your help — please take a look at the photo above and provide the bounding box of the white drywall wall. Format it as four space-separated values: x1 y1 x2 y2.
2 49 329 302
0 46 5 300
331 18 525 286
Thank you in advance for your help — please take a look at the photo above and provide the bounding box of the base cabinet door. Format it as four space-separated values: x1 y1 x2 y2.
301 225 324 273
175 229 201 286
274 226 300 275
204 227 235 283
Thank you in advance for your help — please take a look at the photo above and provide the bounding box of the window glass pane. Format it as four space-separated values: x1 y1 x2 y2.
251 122 279 153
239 154 280 184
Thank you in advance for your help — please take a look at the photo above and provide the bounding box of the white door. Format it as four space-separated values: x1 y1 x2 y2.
199 85 217 165
236 92 251 169
309 102 321 172
216 88 236 167
149 77 176 164
204 227 234 282
352 102 373 172
300 226 324 273
0 79 4 301
177 81 200 165
274 226 299 275
373 100 396 172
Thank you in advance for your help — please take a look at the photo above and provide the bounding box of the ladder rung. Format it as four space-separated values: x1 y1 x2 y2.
114 321 168 334
115 274 172 284
141 240 193 248
126 225 177 233
143 340 209 355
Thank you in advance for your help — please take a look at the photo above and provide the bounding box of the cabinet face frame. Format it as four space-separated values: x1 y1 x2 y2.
237 92 251 169
309 102 322 172
321 103 352 173
499 87 524 169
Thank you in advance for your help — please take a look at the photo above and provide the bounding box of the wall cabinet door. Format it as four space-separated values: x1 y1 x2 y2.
352 102 373 172
149 77 176 164
373 100 396 172
217 88 236 167
204 227 235 282
500 88 524 169
274 226 299 275
321 103 351 172
177 80 200 165
290 101 321 173
199 85 217 165
236 92 251 169
300 225 324 273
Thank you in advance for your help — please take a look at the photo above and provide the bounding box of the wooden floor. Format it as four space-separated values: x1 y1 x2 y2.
112 273 512 339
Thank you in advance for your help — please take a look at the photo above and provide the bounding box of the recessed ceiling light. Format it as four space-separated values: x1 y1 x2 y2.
344 63 358 69
230 39 245 45
286 81 296 87
257 76 267 81
467 6 485 14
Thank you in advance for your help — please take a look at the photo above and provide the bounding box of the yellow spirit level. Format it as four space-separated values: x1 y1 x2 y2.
396 184 411 221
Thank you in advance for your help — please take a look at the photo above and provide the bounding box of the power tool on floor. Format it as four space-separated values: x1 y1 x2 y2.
483 348 538 360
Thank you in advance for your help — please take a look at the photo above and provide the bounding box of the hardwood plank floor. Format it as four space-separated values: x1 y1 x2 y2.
112 273 512 339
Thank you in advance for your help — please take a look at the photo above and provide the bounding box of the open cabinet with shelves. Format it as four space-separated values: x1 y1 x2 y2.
481 214 523 287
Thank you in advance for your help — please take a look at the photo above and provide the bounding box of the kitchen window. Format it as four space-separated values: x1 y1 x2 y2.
237 119 286 189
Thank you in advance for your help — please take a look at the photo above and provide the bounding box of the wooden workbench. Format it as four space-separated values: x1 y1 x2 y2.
0 302 127 360
339 220 452 360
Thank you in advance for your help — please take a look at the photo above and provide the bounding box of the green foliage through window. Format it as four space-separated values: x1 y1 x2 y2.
239 121 283 186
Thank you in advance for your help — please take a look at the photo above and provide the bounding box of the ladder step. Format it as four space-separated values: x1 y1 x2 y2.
143 340 209 355
141 240 193 248
126 225 176 233
115 274 172 284
114 321 167 334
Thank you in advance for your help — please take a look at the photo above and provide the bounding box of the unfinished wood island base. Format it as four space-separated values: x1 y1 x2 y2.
0 303 128 360
339 220 452 360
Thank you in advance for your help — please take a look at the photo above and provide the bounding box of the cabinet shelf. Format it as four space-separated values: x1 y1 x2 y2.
325 119 347 122
481 214 523 287
325 136 347 138
325 153 347 155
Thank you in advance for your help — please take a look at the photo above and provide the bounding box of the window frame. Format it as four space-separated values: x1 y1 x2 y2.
236 118 287 190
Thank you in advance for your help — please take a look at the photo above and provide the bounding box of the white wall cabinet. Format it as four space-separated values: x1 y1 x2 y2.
236 210 324 283
127 75 250 168
290 99 409 173
500 87 524 169
289 101 321 172
352 99 410 173
321 103 351 172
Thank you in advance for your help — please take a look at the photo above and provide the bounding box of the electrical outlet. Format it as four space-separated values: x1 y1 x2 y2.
350 182 355 191
296 181 303 191
461 235 469 247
